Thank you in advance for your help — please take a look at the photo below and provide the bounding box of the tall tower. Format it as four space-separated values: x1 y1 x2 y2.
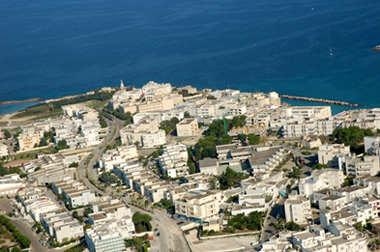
120 80 125 90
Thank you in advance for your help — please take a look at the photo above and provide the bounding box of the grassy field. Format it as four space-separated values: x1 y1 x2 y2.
11 108 62 119
7 146 57 162
85 100 108 109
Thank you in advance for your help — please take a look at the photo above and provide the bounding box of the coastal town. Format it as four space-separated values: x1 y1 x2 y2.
1 81 380 252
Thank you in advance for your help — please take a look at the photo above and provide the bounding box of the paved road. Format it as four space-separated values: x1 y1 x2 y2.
0 198 80 252
261 197 286 242
151 209 189 252
73 113 189 252
11 218 48 252
77 116 117 187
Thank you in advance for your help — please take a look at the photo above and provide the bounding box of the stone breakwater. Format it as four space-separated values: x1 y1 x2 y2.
280 95 359 107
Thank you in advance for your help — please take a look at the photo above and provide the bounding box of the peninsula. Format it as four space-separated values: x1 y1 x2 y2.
0 97 42 106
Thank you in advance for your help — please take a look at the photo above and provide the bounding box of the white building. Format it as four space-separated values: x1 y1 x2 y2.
120 124 166 148
175 190 222 222
292 224 368 252
176 118 199 137
284 194 312 224
298 169 345 198
364 136 380 155
318 144 351 168
0 174 24 196
99 145 138 172
52 180 97 208
344 155 380 177
41 211 84 243
285 106 332 119
0 144 8 157
85 225 127 252
159 143 189 178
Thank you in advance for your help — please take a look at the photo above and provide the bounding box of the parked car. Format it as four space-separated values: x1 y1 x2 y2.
42 243 47 246
39 239 43 243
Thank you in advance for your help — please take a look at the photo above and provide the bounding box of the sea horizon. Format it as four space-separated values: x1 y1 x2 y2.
1 0 379 115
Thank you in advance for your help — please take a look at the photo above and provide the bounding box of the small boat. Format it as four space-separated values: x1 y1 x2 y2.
371 45 380 51
330 46 333 56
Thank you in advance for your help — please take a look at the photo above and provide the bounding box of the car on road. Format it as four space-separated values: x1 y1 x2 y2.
156 233 160 237
42 243 47 246
39 239 43 243
154 228 158 232
255 246 262 251
267 216 271 220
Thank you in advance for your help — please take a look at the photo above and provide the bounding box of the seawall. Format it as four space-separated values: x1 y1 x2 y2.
279 95 359 107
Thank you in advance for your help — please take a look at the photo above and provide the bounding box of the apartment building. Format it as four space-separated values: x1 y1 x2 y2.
0 174 25 196
40 211 83 243
285 106 332 119
364 136 380 155
18 132 41 151
0 144 8 157
188 104 216 118
52 180 96 208
175 191 222 222
298 169 345 198
120 125 166 148
354 176 380 195
344 155 379 177
85 224 126 252
331 185 368 203
99 145 138 172
176 118 199 137
159 143 188 178
318 144 351 168
284 194 312 224
142 81 172 96
318 194 346 212
62 105 99 121
292 224 368 252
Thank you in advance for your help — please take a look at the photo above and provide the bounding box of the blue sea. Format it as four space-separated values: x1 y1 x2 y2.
1 0 379 115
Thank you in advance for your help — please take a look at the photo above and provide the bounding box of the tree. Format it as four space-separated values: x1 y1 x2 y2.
11 247 21 252
188 162 196 174
99 172 118 185
285 221 300 231
56 140 70 150
287 166 302 180
209 176 218 190
237 134 247 143
312 163 329 170
38 137 48 147
133 212 152 232
342 176 354 187
247 133 260 145
3 130 11 139
219 167 243 189
217 134 232 145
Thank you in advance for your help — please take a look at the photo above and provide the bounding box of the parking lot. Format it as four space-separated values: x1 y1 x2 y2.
185 229 258 252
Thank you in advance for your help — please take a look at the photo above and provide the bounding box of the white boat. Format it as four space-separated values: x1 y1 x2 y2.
330 46 333 56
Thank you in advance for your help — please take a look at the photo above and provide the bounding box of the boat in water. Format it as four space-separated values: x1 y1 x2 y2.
330 46 333 56
372 45 380 51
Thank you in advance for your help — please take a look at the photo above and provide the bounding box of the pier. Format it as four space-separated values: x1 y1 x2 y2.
280 94 359 107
